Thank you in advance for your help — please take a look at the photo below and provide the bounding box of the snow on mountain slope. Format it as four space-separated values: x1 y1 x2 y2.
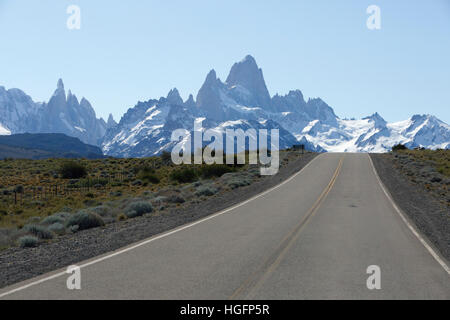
0 123 11 135
3 56 445 156
0 80 108 146
102 55 449 157
299 114 450 152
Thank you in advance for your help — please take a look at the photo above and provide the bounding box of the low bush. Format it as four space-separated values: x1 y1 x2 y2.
199 164 233 179
19 235 39 248
170 167 198 183
161 151 172 164
87 206 110 217
59 161 88 179
167 195 185 204
392 144 408 151
227 176 252 189
195 186 218 197
48 222 66 235
41 215 65 225
125 201 153 218
117 213 127 221
135 166 160 184
24 224 54 240
65 211 105 231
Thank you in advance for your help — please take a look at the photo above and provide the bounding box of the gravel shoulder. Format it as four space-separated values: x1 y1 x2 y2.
0 152 317 288
370 153 450 261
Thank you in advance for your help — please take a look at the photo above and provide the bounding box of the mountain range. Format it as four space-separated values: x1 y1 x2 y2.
1 55 449 157
0 79 116 146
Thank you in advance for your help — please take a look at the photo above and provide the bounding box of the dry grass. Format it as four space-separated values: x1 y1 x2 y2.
397 149 450 177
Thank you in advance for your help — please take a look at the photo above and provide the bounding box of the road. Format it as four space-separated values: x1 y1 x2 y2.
1 153 449 299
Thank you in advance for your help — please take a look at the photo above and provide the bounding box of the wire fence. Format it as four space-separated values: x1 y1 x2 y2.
0 172 131 206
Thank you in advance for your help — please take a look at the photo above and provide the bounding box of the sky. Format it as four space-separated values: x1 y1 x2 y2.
0 0 449 123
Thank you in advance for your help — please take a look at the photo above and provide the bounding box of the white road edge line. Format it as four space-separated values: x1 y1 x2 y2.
368 154 450 275
0 153 323 298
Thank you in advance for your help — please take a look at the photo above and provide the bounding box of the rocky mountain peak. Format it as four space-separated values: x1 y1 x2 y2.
225 55 271 108
57 78 64 90
107 113 117 128
185 94 196 108
363 112 387 128
166 88 183 105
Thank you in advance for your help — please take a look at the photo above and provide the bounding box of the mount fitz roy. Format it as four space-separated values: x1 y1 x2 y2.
101 55 449 157
1 55 449 157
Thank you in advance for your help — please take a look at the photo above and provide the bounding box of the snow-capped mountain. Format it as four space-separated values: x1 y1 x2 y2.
300 113 450 152
1 56 448 156
103 55 449 157
0 79 110 146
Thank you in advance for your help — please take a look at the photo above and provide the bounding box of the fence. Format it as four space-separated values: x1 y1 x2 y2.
0 172 130 206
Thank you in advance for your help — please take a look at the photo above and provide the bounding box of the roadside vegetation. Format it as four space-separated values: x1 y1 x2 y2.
0 149 307 250
390 146 449 205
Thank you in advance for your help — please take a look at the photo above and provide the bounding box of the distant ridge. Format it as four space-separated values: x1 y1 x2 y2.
0 133 104 160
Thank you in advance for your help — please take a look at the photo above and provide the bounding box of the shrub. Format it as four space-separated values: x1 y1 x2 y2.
117 213 127 221
195 186 218 197
170 167 198 183
125 201 153 217
14 185 24 193
161 151 172 163
227 176 252 189
134 166 160 184
392 144 408 151
19 236 39 248
24 224 54 240
167 195 185 204
59 161 88 179
143 173 160 184
152 196 167 205
199 164 233 179
65 210 105 231
69 225 79 233
110 191 123 197
125 210 140 218
87 206 110 217
48 223 65 235
42 215 65 225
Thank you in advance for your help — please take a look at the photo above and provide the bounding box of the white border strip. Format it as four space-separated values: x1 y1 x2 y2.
368 154 450 274
0 154 323 298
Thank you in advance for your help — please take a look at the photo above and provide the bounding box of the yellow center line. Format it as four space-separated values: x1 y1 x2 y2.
229 155 345 300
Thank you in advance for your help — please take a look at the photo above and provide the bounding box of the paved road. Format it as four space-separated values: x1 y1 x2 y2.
1 153 449 299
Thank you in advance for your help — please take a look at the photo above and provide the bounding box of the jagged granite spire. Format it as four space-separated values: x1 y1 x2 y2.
166 88 183 105
107 113 117 128
225 55 271 109
185 94 196 108
196 69 226 121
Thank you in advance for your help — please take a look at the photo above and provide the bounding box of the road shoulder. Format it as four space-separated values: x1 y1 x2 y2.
370 153 450 262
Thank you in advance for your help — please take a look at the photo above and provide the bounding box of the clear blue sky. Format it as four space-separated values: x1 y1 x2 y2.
0 0 449 123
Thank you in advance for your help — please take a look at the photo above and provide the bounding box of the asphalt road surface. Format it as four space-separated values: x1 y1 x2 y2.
1 153 449 299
